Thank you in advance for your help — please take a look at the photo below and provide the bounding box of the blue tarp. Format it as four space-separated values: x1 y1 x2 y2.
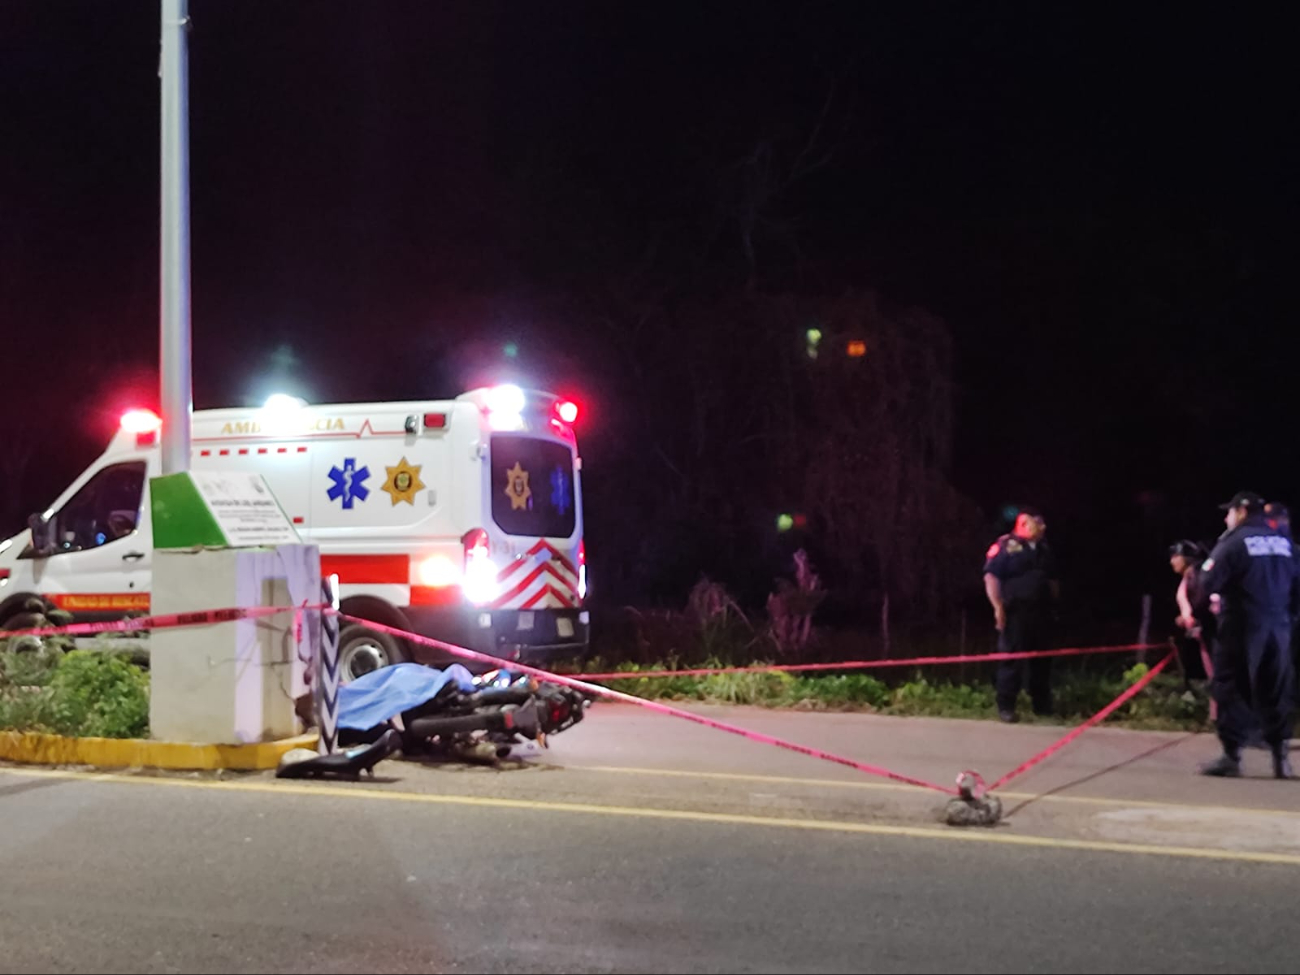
336 663 477 730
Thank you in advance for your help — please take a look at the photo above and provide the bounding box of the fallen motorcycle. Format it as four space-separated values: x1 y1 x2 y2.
334 662 587 763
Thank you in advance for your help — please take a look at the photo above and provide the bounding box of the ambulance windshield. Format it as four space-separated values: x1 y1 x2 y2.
490 435 576 538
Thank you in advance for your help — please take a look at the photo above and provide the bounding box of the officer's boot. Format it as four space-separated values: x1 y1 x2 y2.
1199 748 1242 777
1272 744 1293 780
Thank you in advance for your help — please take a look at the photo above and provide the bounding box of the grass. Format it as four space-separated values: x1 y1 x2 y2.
0 620 1209 739
0 641 150 739
559 657 1214 732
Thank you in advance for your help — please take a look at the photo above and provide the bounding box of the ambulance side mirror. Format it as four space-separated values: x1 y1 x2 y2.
27 512 54 556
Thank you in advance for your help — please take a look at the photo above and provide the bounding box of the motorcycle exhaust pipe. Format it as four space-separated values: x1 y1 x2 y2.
407 700 542 742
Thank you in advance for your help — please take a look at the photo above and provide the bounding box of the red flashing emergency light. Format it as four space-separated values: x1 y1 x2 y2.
120 409 162 434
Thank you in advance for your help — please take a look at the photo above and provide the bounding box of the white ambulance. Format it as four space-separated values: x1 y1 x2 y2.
0 385 589 679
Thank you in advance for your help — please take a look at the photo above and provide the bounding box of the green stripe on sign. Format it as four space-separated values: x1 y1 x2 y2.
150 473 228 549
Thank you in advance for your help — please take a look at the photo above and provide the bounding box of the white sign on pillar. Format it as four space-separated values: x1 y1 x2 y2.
190 471 302 547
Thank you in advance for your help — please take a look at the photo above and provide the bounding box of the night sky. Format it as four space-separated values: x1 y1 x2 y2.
4 3 1298 626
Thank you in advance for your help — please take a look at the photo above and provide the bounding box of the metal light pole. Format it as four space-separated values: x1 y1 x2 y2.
159 0 192 473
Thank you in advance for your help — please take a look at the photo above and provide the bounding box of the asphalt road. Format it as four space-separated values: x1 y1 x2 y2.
2 705 1299 974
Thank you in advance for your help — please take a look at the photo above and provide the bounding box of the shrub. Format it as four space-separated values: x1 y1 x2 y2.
581 657 1211 730
889 676 997 717
44 650 150 739
787 674 890 709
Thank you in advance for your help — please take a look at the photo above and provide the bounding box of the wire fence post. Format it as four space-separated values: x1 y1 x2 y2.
1137 593 1152 664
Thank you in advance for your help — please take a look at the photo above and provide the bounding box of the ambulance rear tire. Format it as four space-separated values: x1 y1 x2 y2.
0 594 52 630
337 625 409 682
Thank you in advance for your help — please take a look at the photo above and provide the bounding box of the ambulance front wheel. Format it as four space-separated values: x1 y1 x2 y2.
337 625 409 682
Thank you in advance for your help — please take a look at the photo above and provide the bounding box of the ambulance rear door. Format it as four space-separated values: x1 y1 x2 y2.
487 432 582 613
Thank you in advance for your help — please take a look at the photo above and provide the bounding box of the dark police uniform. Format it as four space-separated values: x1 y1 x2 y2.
983 532 1058 715
1199 509 1298 763
1264 502 1300 672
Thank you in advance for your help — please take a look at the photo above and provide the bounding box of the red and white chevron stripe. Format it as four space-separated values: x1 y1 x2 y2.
490 540 580 609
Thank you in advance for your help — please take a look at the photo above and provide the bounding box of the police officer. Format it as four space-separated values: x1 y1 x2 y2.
1198 490 1297 779
982 507 1059 723
1265 501 1300 674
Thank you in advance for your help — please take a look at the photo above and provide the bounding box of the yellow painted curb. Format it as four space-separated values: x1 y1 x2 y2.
0 730 318 771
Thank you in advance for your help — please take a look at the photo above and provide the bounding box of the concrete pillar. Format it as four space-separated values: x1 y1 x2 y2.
149 545 319 744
